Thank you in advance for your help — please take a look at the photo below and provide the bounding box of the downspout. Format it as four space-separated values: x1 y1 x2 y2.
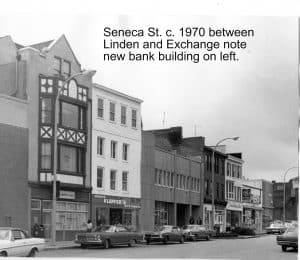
89 96 93 222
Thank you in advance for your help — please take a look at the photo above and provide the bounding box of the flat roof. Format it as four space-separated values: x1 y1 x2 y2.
93 83 143 104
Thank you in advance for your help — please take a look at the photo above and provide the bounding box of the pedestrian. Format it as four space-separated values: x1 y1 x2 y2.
86 219 93 232
196 217 202 225
189 216 195 224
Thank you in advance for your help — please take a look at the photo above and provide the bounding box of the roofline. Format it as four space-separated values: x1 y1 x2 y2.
226 154 244 163
43 34 81 67
93 83 143 104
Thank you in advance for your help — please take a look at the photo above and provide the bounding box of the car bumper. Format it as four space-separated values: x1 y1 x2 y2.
277 240 298 247
145 236 164 242
74 240 104 245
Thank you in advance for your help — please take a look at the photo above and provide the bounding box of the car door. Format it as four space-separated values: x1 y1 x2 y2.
116 226 129 244
10 230 27 256
171 227 179 241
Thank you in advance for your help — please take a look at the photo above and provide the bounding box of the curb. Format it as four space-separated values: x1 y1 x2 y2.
44 244 79 251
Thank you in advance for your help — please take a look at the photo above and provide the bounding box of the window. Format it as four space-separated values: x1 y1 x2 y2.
109 102 115 121
97 137 104 156
155 168 159 184
221 184 224 200
122 171 128 191
61 102 85 130
62 60 71 77
41 98 52 124
167 172 170 187
97 98 104 118
163 171 167 186
122 143 129 161
110 141 117 159
31 199 41 210
121 106 127 125
97 167 103 188
182 176 186 189
59 145 83 173
110 170 116 190
131 109 137 128
227 163 231 176
41 142 51 169
54 57 61 74
216 183 219 199
158 170 162 185
205 180 210 195
170 172 174 187
56 201 88 230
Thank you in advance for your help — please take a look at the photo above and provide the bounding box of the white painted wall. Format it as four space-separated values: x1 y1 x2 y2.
91 84 142 198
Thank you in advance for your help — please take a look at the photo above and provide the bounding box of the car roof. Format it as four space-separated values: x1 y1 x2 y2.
0 227 19 230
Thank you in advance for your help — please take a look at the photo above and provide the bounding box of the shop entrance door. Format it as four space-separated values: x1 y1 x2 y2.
110 208 123 225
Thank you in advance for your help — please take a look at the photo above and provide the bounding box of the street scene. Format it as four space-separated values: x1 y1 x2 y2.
0 14 298 259
39 235 296 259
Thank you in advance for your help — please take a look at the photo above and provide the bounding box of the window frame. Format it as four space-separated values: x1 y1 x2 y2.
110 170 117 190
121 105 127 125
122 171 128 191
97 98 104 118
131 109 137 128
110 140 117 159
97 167 104 188
97 137 105 156
109 102 116 122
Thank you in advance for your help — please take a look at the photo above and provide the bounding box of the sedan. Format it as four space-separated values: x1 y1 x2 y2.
266 223 287 234
0 227 45 257
144 225 184 244
75 225 143 249
277 226 298 252
182 225 210 241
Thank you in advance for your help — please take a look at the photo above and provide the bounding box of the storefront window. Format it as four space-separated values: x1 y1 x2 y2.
155 201 169 226
56 201 88 230
41 142 51 169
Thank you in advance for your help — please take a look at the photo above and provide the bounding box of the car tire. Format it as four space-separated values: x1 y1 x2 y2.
282 245 287 252
146 239 150 245
163 236 169 244
104 239 110 249
81 244 87 249
179 236 184 244
0 251 7 257
128 239 136 247
206 236 210 241
27 248 37 257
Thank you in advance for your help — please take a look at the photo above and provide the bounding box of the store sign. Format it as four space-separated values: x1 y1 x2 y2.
59 190 75 200
292 179 299 189
227 201 243 211
102 196 141 209
242 189 251 202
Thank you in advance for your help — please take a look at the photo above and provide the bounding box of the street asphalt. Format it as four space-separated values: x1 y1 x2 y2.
38 234 297 259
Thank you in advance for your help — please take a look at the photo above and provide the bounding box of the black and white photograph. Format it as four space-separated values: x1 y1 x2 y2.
0 1 299 259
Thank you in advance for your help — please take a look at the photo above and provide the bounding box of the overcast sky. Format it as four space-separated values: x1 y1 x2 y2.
0 14 298 182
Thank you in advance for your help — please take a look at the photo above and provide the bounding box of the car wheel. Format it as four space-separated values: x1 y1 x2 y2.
282 245 287 252
104 239 110 249
179 236 184 244
146 239 150 245
163 236 169 244
81 244 87 249
206 235 210 241
128 239 136 247
27 248 37 257
0 251 7 257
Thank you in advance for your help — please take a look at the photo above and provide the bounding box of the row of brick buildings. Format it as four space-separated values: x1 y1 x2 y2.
0 35 298 240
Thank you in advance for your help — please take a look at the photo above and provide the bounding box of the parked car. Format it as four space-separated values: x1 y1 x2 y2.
276 226 298 252
266 223 287 234
182 225 210 241
0 227 45 257
144 225 184 244
74 225 143 249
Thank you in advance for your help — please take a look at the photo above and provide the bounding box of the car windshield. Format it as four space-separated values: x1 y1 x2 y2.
102 226 116 232
0 230 10 240
183 225 195 230
286 227 298 234
155 226 172 232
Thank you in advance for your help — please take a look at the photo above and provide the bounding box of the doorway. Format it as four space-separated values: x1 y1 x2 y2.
110 208 123 225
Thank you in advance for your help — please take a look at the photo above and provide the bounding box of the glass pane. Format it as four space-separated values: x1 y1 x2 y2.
61 102 79 129
59 145 77 172
41 98 52 123
68 80 77 99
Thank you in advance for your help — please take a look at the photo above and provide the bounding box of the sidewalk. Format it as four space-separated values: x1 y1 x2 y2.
45 240 79 251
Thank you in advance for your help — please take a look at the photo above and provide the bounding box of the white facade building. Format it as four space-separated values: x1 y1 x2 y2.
91 83 143 230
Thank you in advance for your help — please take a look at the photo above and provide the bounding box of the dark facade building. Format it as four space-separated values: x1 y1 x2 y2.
273 177 299 222
0 35 95 240
203 147 227 231
260 179 274 228
140 127 205 231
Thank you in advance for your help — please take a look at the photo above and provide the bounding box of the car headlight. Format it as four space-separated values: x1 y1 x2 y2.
75 234 78 240
159 232 163 238
96 234 102 241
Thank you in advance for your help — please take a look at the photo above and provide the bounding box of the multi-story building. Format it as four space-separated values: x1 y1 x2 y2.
203 147 227 232
242 179 263 233
140 127 204 231
0 35 95 240
255 179 274 229
273 177 299 222
91 84 143 230
225 153 243 230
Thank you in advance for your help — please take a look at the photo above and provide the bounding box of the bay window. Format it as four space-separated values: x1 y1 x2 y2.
60 101 86 130
59 145 84 174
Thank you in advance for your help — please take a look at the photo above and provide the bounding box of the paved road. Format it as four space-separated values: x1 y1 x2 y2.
39 235 297 259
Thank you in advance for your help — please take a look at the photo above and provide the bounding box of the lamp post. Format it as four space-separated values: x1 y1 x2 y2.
211 137 239 230
51 70 96 245
283 167 298 223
